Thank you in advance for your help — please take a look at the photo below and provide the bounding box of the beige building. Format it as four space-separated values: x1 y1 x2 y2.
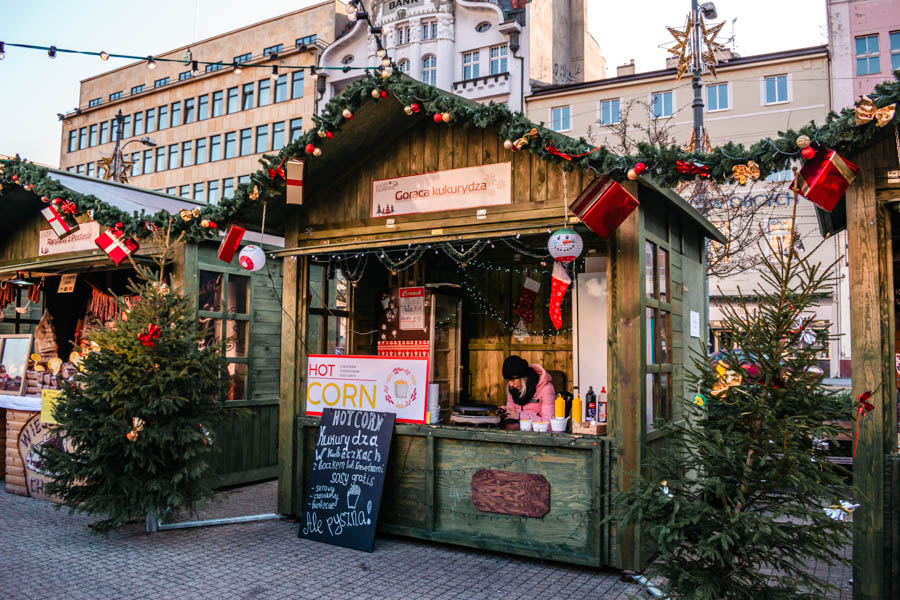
526 46 852 378
59 1 345 200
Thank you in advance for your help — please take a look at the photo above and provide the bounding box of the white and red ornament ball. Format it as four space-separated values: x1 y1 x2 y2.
238 245 266 272
547 227 583 263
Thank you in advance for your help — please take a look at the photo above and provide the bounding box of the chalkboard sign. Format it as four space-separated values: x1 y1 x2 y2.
299 408 396 552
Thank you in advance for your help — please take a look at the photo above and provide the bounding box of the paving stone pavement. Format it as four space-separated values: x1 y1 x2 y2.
0 481 644 600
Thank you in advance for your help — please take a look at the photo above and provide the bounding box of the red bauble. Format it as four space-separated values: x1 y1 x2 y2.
801 147 816 160
209 221 217 229
410 103 420 113
325 131 334 139
380 90 388 98
634 162 647 175
305 143 316 154
11 175 18 183
433 113 443 123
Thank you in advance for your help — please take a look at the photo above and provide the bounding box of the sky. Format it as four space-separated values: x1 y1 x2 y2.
0 0 828 167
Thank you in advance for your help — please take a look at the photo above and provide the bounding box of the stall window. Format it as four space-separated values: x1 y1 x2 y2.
306 263 350 355
0 286 42 335
645 240 672 431
198 270 252 401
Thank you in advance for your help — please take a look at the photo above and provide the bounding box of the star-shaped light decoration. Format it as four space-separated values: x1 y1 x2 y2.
666 15 693 80
666 13 726 80
97 155 136 184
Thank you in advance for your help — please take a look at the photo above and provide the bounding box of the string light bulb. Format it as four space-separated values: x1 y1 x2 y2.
191 60 199 74
381 57 391 67
271 65 279 78
345 0 357 14
232 59 242 74
146 56 156 70
377 48 386 58
348 11 357 22
99 50 109 61
48 45 57 59
0 42 5 60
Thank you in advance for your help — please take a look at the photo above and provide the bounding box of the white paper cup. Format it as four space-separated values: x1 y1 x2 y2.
519 419 533 431
551 417 568 433
533 421 549 432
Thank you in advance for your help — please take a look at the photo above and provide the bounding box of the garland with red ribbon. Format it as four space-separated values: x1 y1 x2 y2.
676 160 710 177
853 390 875 457
138 323 161 347
544 144 605 161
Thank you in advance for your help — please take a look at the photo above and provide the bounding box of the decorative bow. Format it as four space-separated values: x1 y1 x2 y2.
126 417 145 442
138 323 161 347
711 361 742 396
513 128 538 150
855 95 896 127
824 500 860 522
731 161 760 185
676 160 709 177
179 208 200 222
853 390 875 457
268 166 285 180
144 222 159 234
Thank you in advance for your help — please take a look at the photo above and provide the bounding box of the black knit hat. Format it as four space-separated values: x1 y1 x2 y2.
502 355 530 380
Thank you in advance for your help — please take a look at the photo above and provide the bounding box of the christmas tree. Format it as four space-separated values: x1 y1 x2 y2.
613 202 852 598
41 223 228 532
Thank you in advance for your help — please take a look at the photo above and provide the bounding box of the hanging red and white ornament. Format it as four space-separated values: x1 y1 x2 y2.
41 204 79 239
95 223 140 265
238 244 266 272
547 227 583 263
217 224 246 263
549 262 571 330
513 277 541 324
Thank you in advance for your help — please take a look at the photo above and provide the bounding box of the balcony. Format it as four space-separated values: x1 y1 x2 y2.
451 72 511 100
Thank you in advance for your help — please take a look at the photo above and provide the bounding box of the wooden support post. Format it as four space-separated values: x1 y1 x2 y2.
278 223 301 516
847 145 897 600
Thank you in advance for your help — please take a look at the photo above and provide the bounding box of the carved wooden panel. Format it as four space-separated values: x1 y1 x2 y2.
471 469 550 518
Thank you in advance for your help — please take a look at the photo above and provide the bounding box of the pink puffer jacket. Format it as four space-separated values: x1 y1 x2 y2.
504 363 557 424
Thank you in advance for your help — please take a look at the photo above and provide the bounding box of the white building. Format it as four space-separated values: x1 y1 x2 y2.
318 0 605 112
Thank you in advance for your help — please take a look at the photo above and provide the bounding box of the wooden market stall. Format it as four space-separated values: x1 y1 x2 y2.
272 81 725 570
0 170 283 496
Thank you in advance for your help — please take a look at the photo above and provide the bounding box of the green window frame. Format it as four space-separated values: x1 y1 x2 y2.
198 269 252 402
306 264 351 356
644 237 672 432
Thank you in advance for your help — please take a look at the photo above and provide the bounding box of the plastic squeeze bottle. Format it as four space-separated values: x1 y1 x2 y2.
598 386 608 424
555 393 565 419
572 394 582 424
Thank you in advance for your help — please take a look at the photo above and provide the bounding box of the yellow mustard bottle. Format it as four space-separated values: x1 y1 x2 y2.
572 394 582 424
555 393 565 419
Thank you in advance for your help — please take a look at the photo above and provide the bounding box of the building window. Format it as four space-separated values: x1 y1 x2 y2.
856 34 881 75
223 178 234 200
130 152 141 177
179 185 190 198
212 91 223 117
892 31 900 71
600 99 620 125
168 144 179 170
651 91 673 118
422 21 437 40
422 55 437 86
184 98 195 123
143 149 153 174
198 94 209 120
767 218 793 256
296 34 317 48
645 240 672 431
109 91 122 101
263 44 283 57
158 105 169 129
227 87 239 113
290 118 303 141
208 180 220 204
475 22 491 33
550 106 570 132
133 112 143 137
292 70 304 99
396 24 410 45
145 108 155 133
170 101 182 127
234 52 252 64
88 124 98 147
341 55 354 65
131 84 145 95
490 45 507 75
275 74 287 102
239 128 252 156
86 162 95 178
120 115 131 139
205 62 223 73
198 270 252 400
764 75 788 104
398 59 410 74
182 141 193 167
155 147 166 172
179 71 192 81
272 121 285 150
258 79 271 106
242 83 255 110
463 50 480 80
210 135 222 161
154 77 169 88
68 130 77 152
196 138 207 164
238 175 250 186
256 125 268 154
193 182 204 203
707 82 728 111
225 132 237 159
307 264 350 355
88 97 101 107
76 164 84 175
100 121 109 144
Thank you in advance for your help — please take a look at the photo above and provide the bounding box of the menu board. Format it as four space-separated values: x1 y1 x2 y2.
299 407 396 552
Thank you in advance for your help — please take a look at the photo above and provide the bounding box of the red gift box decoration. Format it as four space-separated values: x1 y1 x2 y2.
286 158 304 205
41 205 80 239
218 224 246 264
95 228 139 265
569 176 639 238
791 148 859 212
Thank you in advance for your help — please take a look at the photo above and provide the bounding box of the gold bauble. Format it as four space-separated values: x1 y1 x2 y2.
503 139 513 150
626 168 638 181
313 147 322 157
201 219 210 228
441 112 451 123
404 105 413 115
796 135 811 149
342 108 352 119
317 129 326 138
371 89 381 99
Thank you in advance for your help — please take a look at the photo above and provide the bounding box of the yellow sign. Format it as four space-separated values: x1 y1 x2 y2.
41 389 62 425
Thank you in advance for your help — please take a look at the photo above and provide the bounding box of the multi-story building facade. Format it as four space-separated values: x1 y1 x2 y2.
317 0 605 111
829 0 900 111
526 46 852 377
59 2 344 199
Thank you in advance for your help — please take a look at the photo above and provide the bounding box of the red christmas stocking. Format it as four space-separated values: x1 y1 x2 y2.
513 277 541 323
549 262 571 329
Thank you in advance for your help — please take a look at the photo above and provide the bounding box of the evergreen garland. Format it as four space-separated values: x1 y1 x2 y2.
2 70 898 240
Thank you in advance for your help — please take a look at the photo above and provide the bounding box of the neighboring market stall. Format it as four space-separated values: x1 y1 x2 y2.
0 169 284 495
263 77 724 571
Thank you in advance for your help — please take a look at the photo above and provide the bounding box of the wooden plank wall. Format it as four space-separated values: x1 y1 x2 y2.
4 409 32 496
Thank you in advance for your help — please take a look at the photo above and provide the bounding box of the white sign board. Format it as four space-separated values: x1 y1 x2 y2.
690 311 700 338
372 162 511 218
306 355 429 424
38 221 99 257
57 274 77 294
399 287 425 331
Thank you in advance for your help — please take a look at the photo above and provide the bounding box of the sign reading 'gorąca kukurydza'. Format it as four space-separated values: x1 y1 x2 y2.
371 162 511 218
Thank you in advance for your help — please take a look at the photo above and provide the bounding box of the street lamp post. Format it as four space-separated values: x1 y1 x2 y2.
690 1 718 153
109 109 156 183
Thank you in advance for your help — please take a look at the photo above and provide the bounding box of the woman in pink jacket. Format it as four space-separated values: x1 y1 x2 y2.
497 355 556 429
